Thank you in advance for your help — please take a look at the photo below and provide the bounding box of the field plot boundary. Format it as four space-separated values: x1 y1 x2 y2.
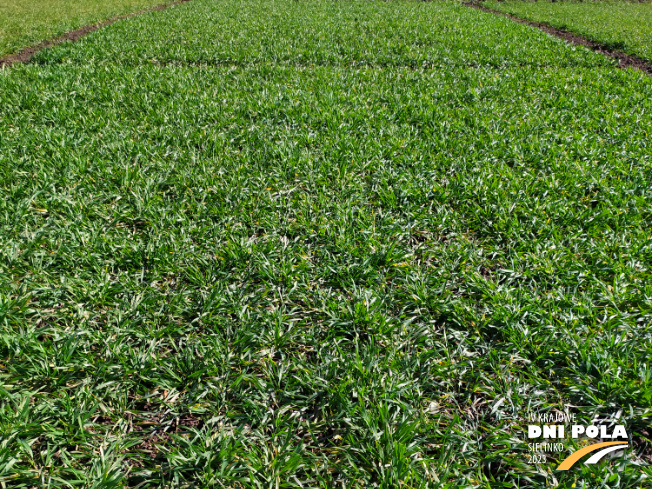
0 0 191 68
464 1 652 76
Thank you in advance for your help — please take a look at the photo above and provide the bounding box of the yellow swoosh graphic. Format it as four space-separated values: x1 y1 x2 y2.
556 441 628 471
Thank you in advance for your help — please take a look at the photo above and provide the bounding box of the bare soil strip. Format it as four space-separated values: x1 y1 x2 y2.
465 2 652 76
0 0 191 68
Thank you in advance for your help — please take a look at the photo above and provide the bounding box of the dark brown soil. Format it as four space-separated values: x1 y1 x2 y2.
0 0 191 68
464 2 652 76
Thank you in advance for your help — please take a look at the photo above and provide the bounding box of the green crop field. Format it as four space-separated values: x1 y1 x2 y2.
1 0 651 487
486 0 652 62
0 0 169 57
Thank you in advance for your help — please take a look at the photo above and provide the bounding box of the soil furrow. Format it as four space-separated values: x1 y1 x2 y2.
464 1 652 76
0 0 191 68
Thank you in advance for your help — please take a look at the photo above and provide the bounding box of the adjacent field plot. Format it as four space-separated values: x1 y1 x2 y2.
1 0 651 487
0 0 169 57
487 0 652 62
